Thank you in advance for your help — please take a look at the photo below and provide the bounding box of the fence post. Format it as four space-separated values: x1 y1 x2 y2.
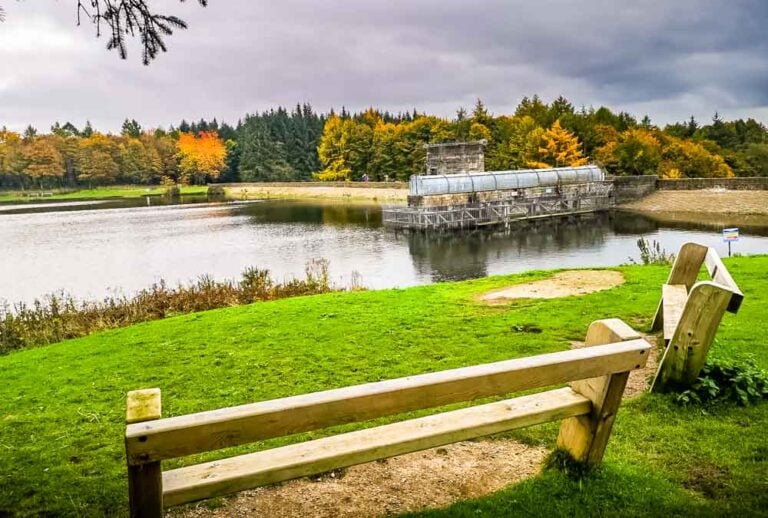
126 388 163 518
556 319 645 466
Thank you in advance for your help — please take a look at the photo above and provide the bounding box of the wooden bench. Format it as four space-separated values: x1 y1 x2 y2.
651 242 743 391
125 319 649 517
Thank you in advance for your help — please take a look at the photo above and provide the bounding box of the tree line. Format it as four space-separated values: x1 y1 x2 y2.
2 97 767 189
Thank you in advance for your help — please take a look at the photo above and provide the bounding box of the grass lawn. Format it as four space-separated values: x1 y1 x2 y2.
1 257 767 516
0 185 208 203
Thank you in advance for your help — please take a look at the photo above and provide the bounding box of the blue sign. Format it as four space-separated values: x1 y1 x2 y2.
723 228 739 242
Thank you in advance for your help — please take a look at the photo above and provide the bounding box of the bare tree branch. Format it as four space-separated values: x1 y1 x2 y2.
0 2 208 64
77 1 208 64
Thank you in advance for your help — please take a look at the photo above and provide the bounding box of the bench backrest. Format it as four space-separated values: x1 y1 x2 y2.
125 318 649 517
651 242 743 391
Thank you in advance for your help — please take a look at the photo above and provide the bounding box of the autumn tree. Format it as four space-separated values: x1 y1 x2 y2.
53 134 81 185
149 134 180 181
314 115 355 181
487 115 542 170
177 131 226 184
119 137 161 183
22 136 65 188
596 128 662 176
658 137 733 179
0 129 26 188
527 120 588 168
77 133 120 185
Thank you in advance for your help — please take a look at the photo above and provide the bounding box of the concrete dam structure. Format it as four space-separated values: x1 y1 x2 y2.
383 165 615 230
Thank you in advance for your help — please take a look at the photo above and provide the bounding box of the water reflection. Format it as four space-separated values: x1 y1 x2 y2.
1 200 768 304
239 201 382 227
404 214 613 282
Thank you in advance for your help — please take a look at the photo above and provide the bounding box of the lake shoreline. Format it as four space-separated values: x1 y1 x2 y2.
620 189 768 216
0 183 409 205
220 183 408 203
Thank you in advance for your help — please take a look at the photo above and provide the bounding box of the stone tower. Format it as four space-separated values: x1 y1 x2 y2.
424 140 487 175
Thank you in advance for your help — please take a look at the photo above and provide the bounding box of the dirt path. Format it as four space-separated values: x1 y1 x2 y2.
622 190 768 216
479 270 625 304
174 440 547 518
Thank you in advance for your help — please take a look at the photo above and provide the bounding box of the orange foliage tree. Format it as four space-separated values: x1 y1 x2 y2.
177 131 226 184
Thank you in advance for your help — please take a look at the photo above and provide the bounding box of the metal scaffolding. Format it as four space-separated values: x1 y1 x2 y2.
384 181 614 230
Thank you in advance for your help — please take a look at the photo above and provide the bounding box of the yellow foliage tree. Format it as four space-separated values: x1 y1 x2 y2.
0 130 26 186
526 120 588 168
468 122 491 142
314 115 354 181
177 131 226 184
658 137 733 179
77 133 120 186
595 128 662 176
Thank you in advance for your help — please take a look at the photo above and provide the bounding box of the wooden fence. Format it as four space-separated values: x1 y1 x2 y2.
125 319 649 517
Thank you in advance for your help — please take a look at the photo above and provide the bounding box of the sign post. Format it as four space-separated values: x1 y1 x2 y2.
722 227 739 257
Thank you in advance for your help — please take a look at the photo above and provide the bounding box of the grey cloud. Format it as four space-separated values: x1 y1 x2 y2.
0 0 766 131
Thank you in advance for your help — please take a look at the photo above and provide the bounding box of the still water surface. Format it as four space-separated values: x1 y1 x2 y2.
2 197 767 304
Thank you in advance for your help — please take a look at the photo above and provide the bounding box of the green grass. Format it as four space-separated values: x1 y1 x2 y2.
0 185 208 203
1 257 767 516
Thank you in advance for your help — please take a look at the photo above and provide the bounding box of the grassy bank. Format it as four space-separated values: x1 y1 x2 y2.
1 258 767 516
0 185 208 203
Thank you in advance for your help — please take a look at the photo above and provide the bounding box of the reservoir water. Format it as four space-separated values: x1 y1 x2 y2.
1 196 767 304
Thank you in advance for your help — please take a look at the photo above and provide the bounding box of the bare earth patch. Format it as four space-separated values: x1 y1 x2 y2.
479 270 625 304
173 440 547 518
621 190 768 216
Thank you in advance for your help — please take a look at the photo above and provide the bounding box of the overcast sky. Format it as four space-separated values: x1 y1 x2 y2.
1 1 767 132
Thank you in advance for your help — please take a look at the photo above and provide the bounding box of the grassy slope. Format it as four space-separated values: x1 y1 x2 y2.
1 258 767 516
0 185 208 203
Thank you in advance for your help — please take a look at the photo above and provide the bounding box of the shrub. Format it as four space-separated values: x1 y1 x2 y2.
0 260 342 354
627 238 675 266
676 355 768 407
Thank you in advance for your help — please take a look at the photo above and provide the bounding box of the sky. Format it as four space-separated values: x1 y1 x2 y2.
1 0 767 132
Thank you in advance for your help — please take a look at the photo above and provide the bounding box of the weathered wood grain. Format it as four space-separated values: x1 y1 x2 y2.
162 388 592 507
126 340 649 465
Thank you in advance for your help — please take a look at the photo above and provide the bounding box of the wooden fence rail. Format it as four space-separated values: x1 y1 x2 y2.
125 319 649 517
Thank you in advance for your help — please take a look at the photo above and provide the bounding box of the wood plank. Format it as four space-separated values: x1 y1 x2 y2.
125 389 163 518
652 282 733 391
651 242 708 331
126 388 162 425
557 319 645 466
704 248 744 313
584 318 642 345
662 284 688 343
126 340 650 465
162 388 592 507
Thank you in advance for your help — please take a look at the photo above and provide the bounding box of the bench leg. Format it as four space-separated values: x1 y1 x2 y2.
129 462 163 518
556 371 630 466
556 319 643 466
